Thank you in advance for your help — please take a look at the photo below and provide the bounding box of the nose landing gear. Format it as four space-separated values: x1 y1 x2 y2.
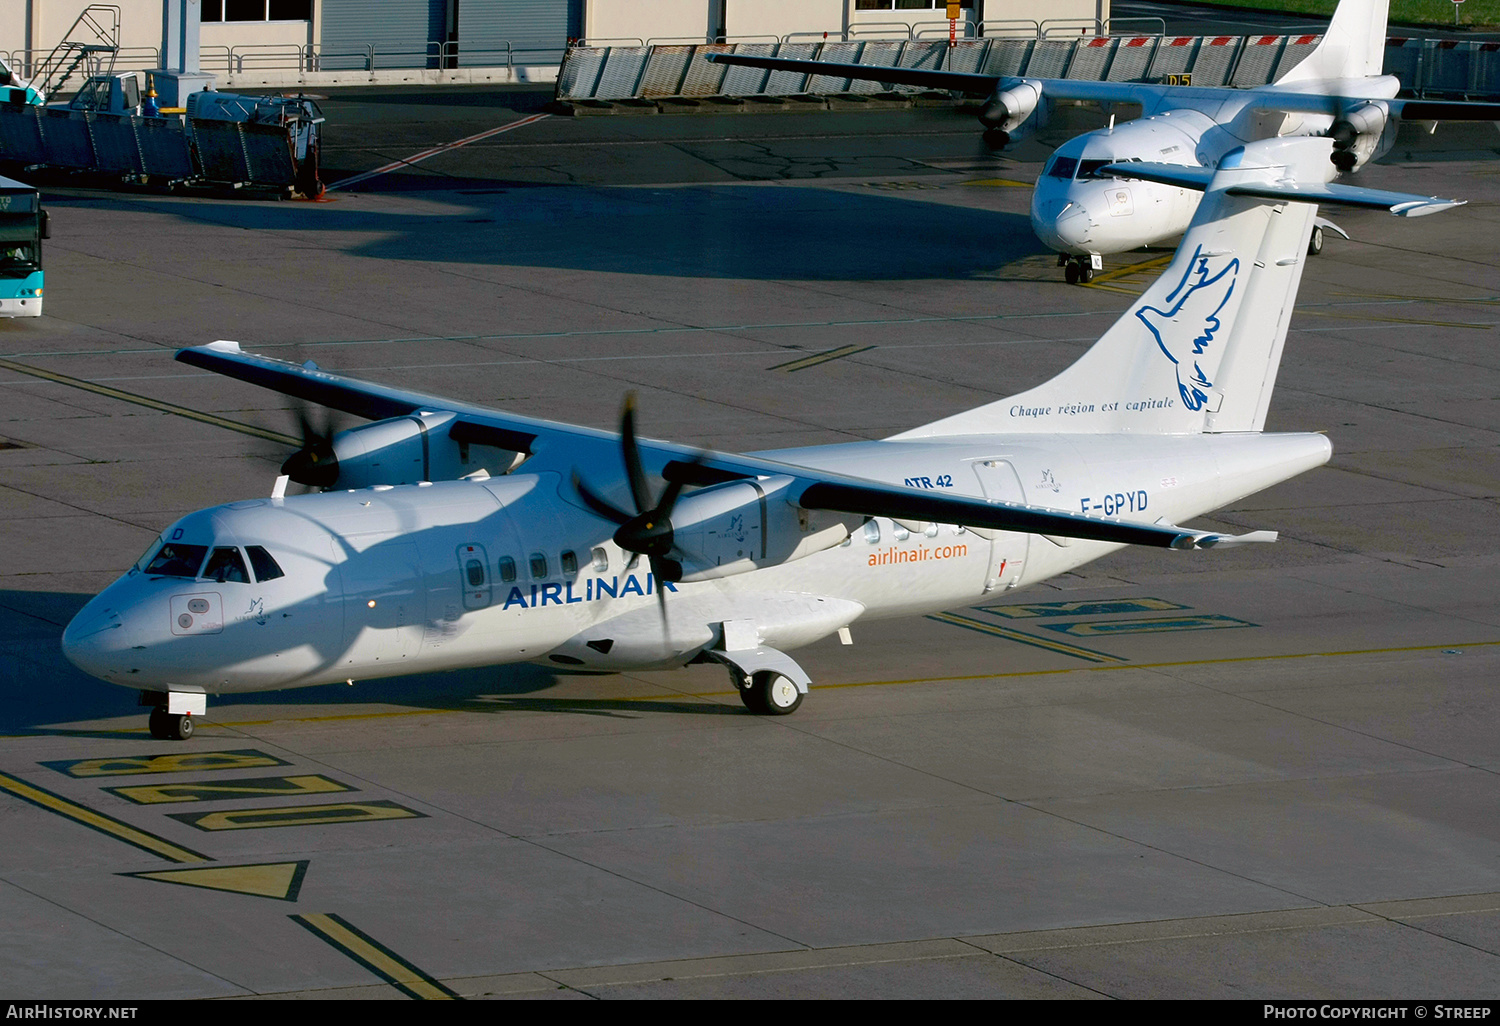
140 690 206 741
1060 253 1098 285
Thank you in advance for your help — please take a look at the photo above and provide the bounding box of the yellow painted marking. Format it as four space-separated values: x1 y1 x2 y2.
192 640 1500 726
962 178 1031 188
1086 254 1172 286
928 612 1126 663
0 771 210 863
0 357 300 446
125 861 309 901
769 344 876 373
1083 282 1141 296
171 800 424 832
45 750 289 778
108 774 353 805
1042 614 1254 637
292 913 459 1000
1298 309 1491 330
1332 291 1500 306
984 597 1188 619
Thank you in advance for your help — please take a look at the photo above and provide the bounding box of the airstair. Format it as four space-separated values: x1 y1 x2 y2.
32 5 120 100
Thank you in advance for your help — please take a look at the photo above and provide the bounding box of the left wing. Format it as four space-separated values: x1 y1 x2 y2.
176 341 1270 551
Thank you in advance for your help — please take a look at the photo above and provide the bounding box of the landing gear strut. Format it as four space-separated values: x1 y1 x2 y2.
700 643 811 717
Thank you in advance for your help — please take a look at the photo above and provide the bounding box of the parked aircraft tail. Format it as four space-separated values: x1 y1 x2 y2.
894 136 1459 440
1276 0 1390 84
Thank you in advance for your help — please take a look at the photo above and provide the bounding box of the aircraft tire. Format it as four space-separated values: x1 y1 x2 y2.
171 714 194 741
1308 224 1324 257
746 671 803 716
1079 263 1095 284
1064 261 1081 285
148 707 171 739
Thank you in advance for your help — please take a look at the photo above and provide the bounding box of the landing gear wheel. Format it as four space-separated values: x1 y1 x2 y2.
148 707 193 740
740 671 803 716
1078 261 1095 284
1064 261 1081 285
1307 224 1324 256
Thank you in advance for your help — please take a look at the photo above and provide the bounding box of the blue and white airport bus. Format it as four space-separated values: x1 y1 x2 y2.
0 176 47 318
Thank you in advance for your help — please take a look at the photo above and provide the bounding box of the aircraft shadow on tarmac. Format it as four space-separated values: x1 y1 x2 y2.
0 588 744 737
42 185 1049 282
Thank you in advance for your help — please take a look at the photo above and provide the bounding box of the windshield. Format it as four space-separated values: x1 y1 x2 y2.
1046 156 1078 180
143 543 207 579
0 213 39 274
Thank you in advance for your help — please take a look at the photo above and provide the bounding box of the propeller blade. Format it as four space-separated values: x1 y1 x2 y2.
572 470 632 526
619 393 656 517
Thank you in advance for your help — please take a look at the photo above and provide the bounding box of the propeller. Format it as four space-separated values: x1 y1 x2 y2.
572 394 701 623
281 403 341 488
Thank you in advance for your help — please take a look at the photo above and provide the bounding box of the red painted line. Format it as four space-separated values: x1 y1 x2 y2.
1087 37 1110 47
1255 35 1279 45
328 112 551 191
1126 37 1149 47
1169 37 1193 46
1210 36 1232 46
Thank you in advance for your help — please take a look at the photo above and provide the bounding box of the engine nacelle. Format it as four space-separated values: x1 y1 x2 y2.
286 411 521 489
978 79 1042 134
1328 101 1388 171
668 476 851 583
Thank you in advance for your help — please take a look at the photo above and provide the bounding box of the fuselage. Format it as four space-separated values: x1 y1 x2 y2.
62 431 1330 698
1030 77 1403 257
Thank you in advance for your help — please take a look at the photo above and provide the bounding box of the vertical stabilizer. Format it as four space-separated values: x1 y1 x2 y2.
893 140 1330 440
1276 0 1389 83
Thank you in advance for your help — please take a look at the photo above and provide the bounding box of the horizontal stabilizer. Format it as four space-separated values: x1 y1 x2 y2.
1101 162 1464 216
1186 529 1279 549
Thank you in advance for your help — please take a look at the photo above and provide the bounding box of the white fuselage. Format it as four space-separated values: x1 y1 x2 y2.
62 431 1330 698
1030 77 1403 257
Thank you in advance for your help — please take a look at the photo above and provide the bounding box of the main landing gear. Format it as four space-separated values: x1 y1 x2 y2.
1060 253 1100 285
700 645 811 716
140 690 205 741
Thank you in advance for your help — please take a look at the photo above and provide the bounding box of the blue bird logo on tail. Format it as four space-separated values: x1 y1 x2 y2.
1135 246 1240 411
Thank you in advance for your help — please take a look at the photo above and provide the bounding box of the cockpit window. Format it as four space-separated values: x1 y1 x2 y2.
1075 158 1115 180
144 543 207 579
1046 156 1078 179
245 545 285 583
204 546 250 584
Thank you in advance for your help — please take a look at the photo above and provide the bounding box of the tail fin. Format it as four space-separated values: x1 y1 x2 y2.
894 136 1455 441
1276 0 1389 83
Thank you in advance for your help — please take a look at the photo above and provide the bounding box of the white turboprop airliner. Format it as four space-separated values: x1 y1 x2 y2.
706 0 1499 282
62 136 1461 739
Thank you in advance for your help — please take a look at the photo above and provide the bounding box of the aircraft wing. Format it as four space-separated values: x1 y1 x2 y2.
176 341 1270 551
702 52 1183 105
1101 161 1465 215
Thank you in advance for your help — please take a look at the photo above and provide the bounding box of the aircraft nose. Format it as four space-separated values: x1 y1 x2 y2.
62 599 135 682
1032 199 1094 254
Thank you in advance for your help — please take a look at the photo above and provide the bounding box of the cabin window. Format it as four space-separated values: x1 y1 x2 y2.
204 546 250 584
245 545 284 582
465 559 485 588
144 543 207 579
498 556 517 583
591 547 609 572
863 520 881 544
924 523 940 538
560 550 578 575
892 523 910 541
529 553 548 579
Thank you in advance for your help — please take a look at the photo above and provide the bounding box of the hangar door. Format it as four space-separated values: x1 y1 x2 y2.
457 0 579 67
321 0 448 69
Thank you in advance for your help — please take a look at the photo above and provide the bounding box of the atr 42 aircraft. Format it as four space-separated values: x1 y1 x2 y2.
706 0 1498 283
62 136 1461 739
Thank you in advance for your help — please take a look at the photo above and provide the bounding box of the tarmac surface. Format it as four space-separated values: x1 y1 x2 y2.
1 84 1499 999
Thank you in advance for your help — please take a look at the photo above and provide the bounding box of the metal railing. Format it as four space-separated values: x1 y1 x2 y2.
556 33 1500 103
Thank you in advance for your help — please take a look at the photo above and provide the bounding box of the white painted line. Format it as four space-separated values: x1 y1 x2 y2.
327 112 551 191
